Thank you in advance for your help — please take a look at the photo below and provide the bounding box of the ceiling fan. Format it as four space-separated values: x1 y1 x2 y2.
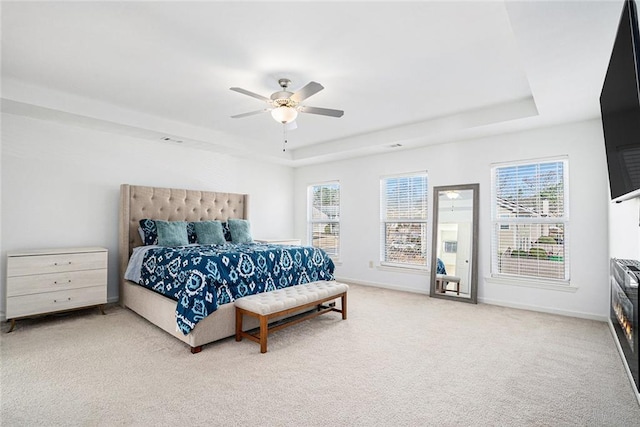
230 78 344 126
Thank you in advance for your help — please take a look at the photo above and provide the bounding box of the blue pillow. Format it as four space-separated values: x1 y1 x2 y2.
186 222 197 243
139 219 159 245
228 219 252 243
139 219 197 245
156 220 189 247
194 221 226 245
221 221 232 242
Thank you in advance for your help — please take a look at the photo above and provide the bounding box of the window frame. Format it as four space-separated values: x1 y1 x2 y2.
307 181 340 258
380 171 429 270
490 157 570 284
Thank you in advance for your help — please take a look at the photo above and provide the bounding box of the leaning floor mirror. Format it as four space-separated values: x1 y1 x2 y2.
430 183 479 303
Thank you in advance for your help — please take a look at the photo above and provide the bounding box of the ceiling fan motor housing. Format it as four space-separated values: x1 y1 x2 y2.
271 91 297 108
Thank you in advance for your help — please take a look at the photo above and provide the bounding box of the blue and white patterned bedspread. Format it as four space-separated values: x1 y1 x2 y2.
131 243 335 334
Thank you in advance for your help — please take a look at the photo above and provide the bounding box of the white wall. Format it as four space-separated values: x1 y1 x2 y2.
1 113 294 317
2 113 615 321
609 197 640 260
294 119 611 320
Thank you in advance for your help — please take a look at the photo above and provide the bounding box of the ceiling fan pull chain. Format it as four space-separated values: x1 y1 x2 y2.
282 124 288 152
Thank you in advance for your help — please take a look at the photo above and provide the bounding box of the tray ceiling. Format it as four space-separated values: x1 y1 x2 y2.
0 1 623 166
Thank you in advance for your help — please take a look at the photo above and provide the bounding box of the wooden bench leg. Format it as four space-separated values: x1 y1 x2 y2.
341 293 347 320
235 308 243 342
259 315 268 353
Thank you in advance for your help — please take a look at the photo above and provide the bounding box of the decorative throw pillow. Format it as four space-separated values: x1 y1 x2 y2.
228 219 252 243
156 220 189 247
194 221 226 245
221 221 232 242
139 219 159 245
139 219 197 245
186 222 197 244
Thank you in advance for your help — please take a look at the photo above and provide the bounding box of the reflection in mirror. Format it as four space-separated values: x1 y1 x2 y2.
430 184 479 303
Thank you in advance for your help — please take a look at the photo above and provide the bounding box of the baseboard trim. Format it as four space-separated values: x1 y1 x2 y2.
476 296 608 321
336 276 607 321
608 320 640 406
4 286 606 326
334 276 429 295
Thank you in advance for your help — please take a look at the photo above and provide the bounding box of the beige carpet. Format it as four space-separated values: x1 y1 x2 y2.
1 284 639 426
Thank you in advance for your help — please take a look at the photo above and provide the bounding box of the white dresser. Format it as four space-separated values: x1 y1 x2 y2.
6 247 108 331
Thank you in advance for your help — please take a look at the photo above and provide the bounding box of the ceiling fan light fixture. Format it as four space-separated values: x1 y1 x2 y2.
271 106 298 124
446 191 460 200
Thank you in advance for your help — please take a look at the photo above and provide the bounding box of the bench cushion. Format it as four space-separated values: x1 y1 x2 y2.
234 281 348 315
436 274 460 282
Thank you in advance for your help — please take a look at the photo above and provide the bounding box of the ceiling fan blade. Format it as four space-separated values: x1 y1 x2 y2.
290 81 324 103
230 87 270 102
299 105 344 118
231 108 271 118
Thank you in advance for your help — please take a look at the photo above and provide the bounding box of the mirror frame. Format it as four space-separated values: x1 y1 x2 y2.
430 183 479 304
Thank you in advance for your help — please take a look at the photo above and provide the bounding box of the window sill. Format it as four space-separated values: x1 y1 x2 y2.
377 264 429 275
485 276 577 292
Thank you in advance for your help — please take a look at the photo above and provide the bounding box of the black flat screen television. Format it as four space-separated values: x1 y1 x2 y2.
600 0 640 202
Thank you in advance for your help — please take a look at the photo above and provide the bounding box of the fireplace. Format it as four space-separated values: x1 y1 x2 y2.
610 258 639 392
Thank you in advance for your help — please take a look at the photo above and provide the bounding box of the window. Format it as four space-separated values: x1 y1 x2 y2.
308 182 340 257
443 241 458 253
491 159 569 282
380 172 428 267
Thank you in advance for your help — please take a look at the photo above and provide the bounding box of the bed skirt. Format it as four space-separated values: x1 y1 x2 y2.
122 280 261 348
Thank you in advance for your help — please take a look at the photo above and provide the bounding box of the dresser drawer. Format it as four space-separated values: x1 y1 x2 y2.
6 269 107 297
6 286 107 318
7 251 107 277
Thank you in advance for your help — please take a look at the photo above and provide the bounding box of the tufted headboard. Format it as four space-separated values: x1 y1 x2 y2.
118 184 249 300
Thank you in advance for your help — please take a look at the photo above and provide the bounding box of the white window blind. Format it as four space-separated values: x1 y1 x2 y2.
380 173 428 267
491 159 569 282
308 182 340 257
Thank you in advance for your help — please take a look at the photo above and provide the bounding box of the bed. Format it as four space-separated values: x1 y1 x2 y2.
118 184 334 353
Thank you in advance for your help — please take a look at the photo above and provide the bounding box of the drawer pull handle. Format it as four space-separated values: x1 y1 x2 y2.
53 262 72 266
53 280 72 285
53 298 71 303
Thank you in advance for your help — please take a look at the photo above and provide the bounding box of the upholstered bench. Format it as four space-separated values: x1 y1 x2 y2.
235 281 348 353
435 274 461 295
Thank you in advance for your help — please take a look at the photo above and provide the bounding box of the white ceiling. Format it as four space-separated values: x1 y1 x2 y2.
0 1 625 166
